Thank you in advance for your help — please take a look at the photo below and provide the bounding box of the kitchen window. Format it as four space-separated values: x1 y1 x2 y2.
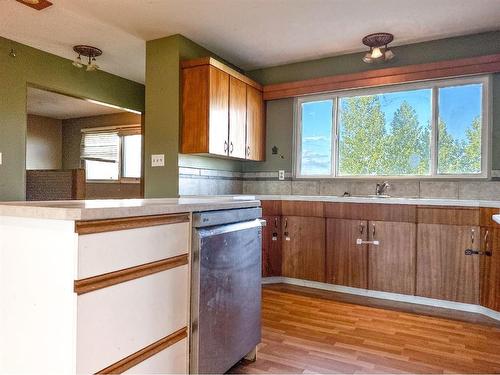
295 76 490 178
81 127 142 181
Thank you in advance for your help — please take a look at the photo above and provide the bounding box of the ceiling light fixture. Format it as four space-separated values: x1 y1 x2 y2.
362 33 395 64
16 0 53 10
72 45 102 72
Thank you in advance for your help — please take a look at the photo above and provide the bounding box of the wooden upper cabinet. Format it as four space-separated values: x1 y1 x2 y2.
181 65 229 156
246 85 265 161
181 57 264 161
208 67 230 156
229 77 247 158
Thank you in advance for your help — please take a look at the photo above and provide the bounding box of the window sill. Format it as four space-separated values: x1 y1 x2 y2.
86 178 142 184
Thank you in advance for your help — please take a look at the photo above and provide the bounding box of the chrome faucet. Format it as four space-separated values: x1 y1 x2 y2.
375 181 391 196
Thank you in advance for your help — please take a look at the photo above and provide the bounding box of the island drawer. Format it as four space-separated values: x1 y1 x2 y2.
76 213 190 279
75 264 189 374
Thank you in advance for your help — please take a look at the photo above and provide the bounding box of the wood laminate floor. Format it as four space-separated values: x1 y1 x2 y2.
229 284 500 374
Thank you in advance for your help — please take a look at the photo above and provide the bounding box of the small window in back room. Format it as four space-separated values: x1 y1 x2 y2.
122 134 142 178
81 128 142 181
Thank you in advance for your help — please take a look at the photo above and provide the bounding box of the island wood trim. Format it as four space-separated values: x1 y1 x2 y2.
181 57 263 91
74 254 188 295
75 213 190 235
97 327 188 374
262 53 500 100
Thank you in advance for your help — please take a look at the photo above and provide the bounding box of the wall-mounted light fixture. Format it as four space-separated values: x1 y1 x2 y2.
362 33 395 64
72 45 102 71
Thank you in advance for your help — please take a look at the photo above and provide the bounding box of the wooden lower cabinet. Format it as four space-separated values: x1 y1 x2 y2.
262 215 282 277
281 216 326 282
416 224 480 304
368 221 416 295
326 219 415 295
480 227 500 311
326 219 368 289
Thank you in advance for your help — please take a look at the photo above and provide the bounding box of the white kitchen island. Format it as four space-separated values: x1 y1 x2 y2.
0 197 260 374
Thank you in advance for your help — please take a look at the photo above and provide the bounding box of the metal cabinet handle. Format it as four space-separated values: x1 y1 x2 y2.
230 142 234 154
247 146 251 157
274 217 278 228
359 222 364 235
471 228 475 245
224 140 228 153
356 238 379 246
283 217 290 241
372 223 376 238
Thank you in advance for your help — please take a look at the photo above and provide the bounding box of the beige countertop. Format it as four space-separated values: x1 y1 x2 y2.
0 197 260 221
183 194 500 208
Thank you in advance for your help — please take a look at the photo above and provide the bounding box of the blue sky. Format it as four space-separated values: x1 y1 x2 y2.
300 83 482 175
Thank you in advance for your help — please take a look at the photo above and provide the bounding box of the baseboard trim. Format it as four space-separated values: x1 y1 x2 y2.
262 276 500 322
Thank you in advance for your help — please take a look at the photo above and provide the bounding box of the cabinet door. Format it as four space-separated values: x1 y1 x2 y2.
326 219 368 289
368 221 416 295
417 224 480 304
281 216 325 282
208 66 229 156
262 216 282 277
228 76 247 158
246 85 265 161
480 227 500 311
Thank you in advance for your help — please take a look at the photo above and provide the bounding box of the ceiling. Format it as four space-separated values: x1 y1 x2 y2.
27 87 126 119
2 0 500 84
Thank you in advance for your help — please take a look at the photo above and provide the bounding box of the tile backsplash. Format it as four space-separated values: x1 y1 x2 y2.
179 167 242 196
240 171 500 200
180 169 500 200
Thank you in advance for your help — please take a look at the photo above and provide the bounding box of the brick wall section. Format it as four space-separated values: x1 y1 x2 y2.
26 170 74 200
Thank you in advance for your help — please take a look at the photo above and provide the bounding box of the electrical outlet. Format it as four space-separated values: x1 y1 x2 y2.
151 154 165 167
278 170 285 180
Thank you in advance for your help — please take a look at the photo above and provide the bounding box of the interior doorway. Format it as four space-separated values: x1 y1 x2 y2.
25 87 143 200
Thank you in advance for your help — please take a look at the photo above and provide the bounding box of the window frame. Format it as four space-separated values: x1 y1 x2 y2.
82 127 142 183
294 75 491 180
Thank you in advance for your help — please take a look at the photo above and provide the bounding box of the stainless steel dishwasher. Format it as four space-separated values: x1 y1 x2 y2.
190 207 264 374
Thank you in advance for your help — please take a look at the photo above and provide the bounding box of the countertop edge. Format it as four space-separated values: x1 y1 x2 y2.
0 200 261 221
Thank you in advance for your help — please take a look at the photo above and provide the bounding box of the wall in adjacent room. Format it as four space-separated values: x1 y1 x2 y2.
241 31 500 198
145 34 242 198
0 36 144 201
26 114 62 170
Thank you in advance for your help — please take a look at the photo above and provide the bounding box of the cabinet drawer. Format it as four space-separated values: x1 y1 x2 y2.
281 201 324 217
76 266 189 374
417 206 479 225
78 221 189 278
123 338 188 374
480 207 500 228
325 202 416 222
261 200 282 216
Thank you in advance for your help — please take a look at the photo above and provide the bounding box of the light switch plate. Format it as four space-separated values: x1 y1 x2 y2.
151 154 165 167
278 170 285 180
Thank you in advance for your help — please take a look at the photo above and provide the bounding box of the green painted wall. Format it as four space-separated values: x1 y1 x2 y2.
144 34 241 198
0 36 144 201
244 31 500 172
